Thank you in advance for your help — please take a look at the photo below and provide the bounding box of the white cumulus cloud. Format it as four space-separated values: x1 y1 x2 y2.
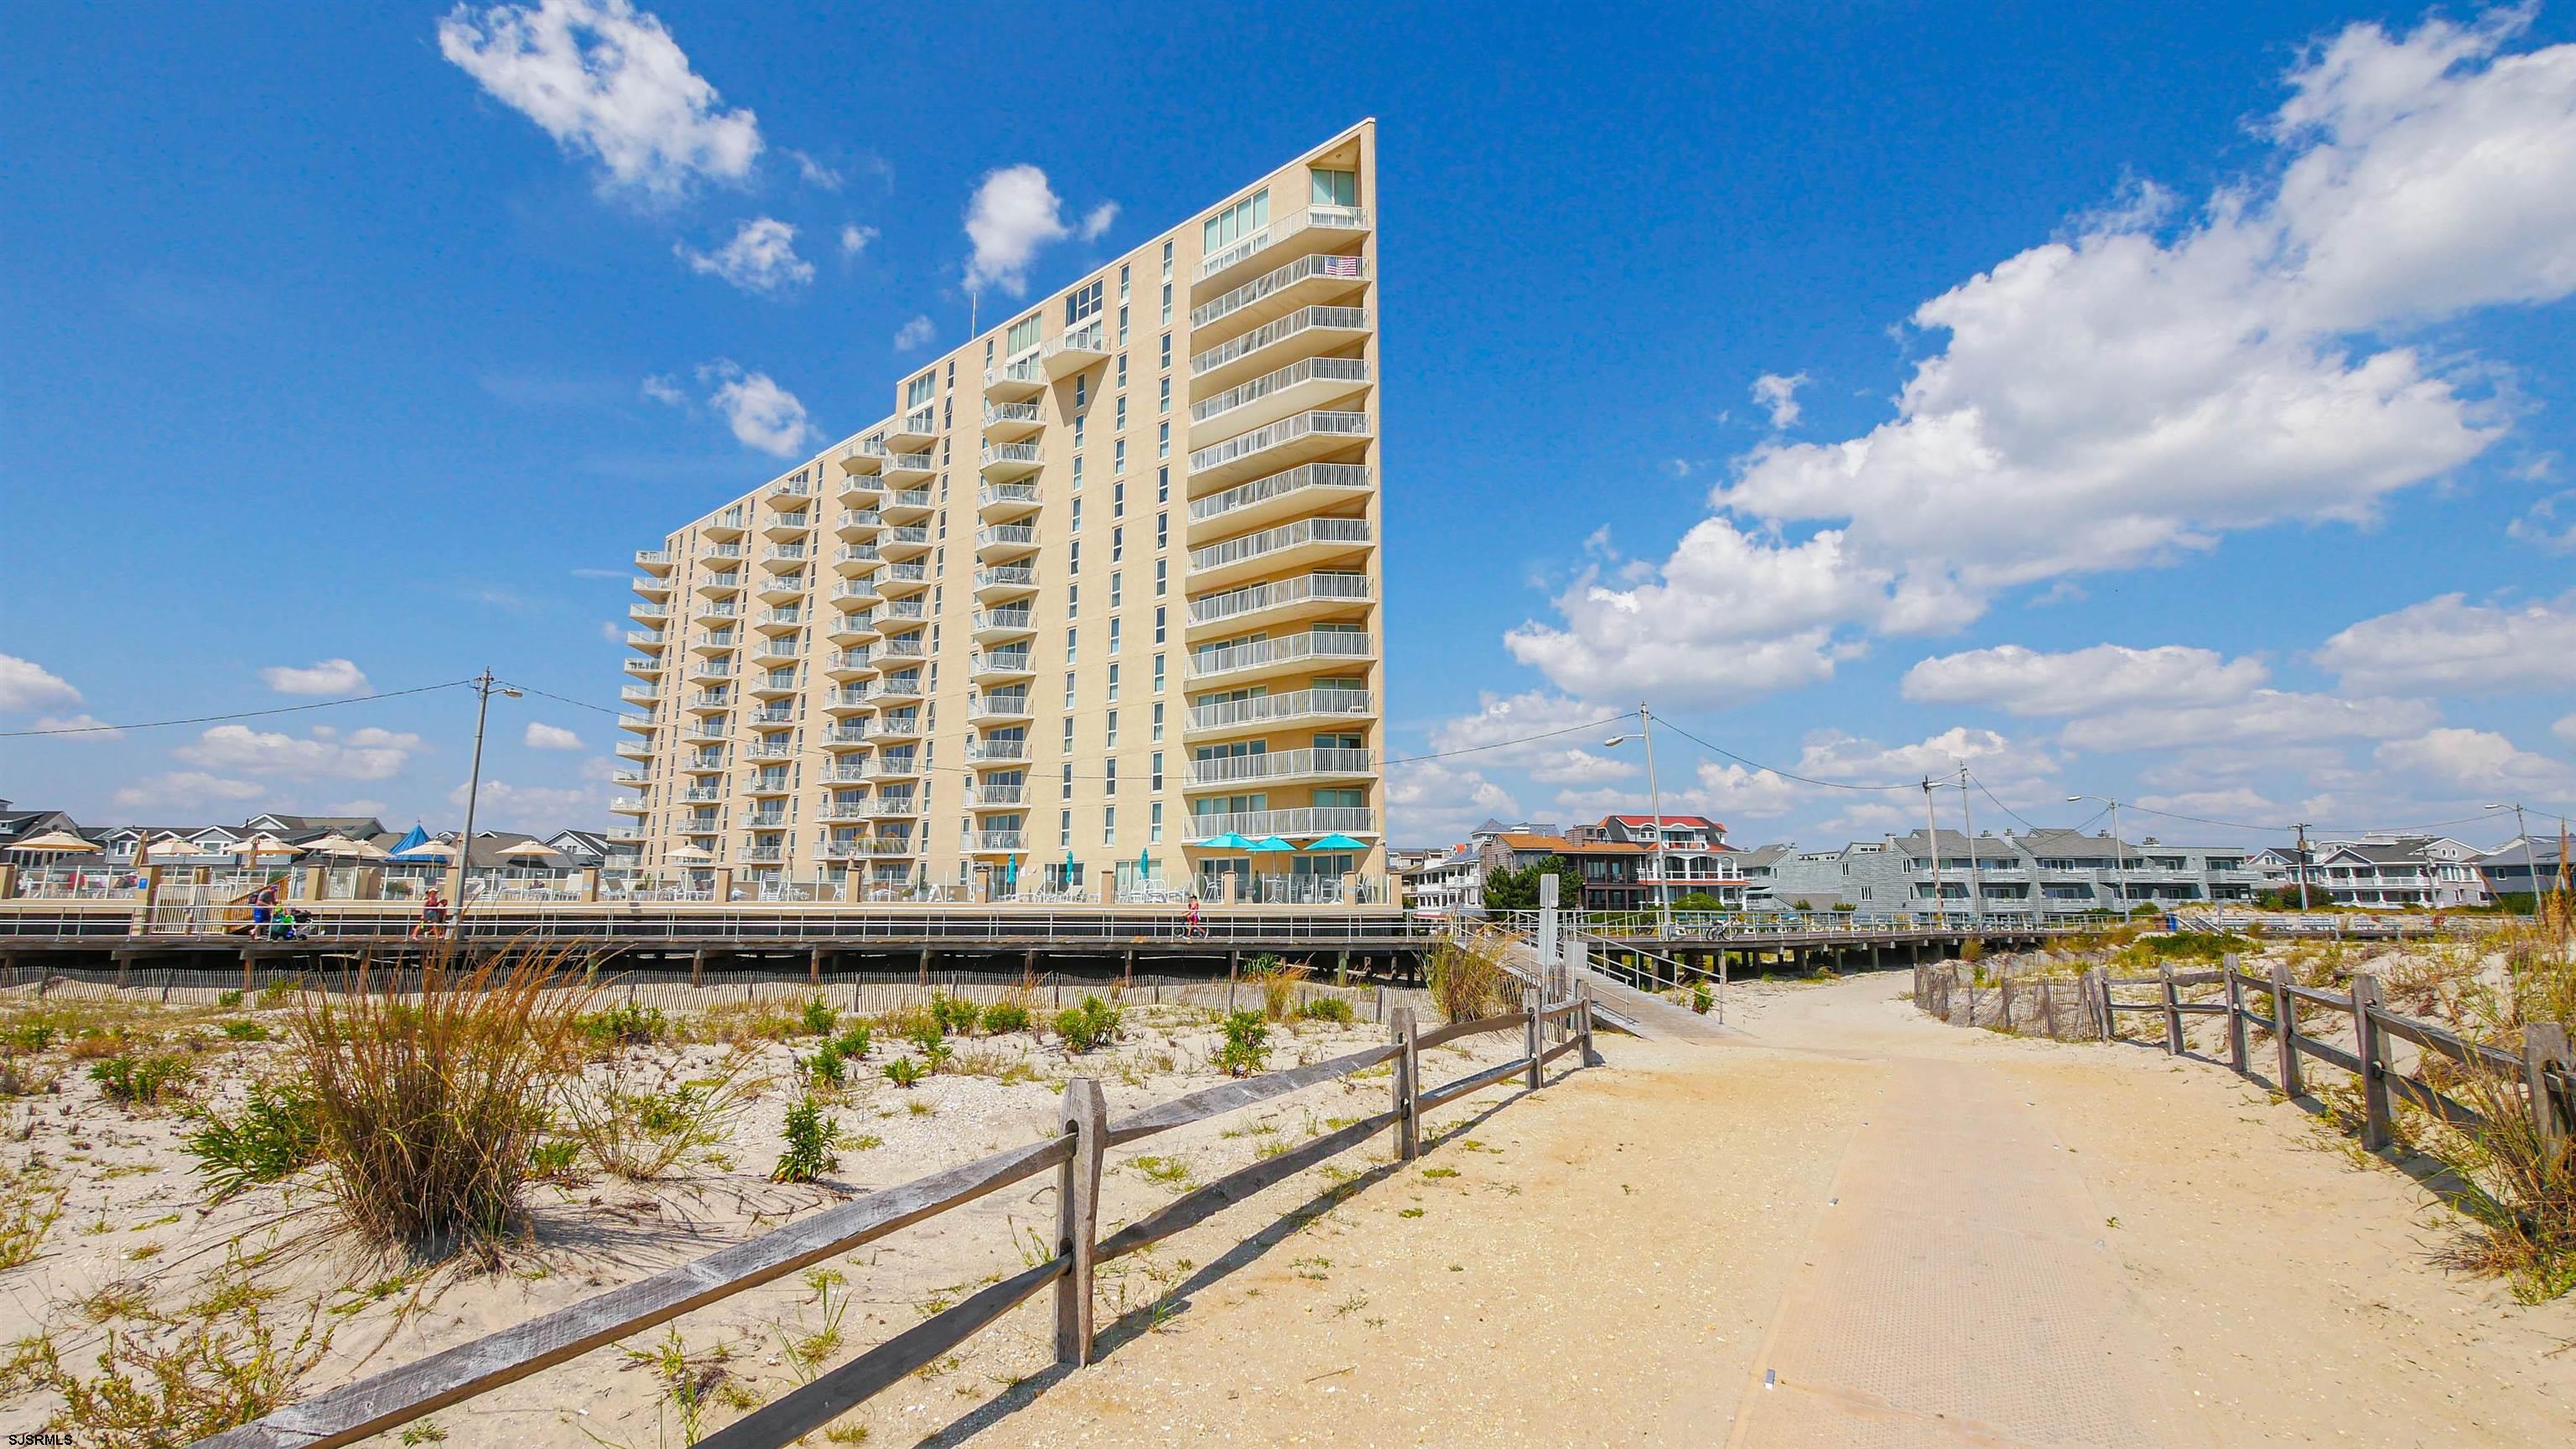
698 360 816 457
0 655 80 713
839 223 878 256
258 658 371 696
1751 371 1808 429
1902 643 2270 717
31 714 121 741
2059 691 2438 752
453 778 601 828
963 164 1072 296
892 314 934 351
437 0 762 200
2314 592 2576 694
2372 727 2576 796
176 724 422 781
676 217 813 293
1078 201 1118 242
523 721 584 750
113 771 267 811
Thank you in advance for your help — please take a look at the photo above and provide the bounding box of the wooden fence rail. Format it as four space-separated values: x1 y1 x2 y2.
1967 956 2576 1160
200 989 1598 1449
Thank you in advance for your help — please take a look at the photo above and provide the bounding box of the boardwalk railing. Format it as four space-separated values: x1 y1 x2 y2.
200 991 1597 1449
1915 957 2574 1157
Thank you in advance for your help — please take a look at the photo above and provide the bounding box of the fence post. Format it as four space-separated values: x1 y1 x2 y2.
2091 967 2111 1041
2352 974 2390 1151
1054 1078 1107 1368
1390 1007 1419 1161
2223 953 2247 1074
2524 1022 2570 1163
1580 995 1601 1067
1524 986 1543 1089
2159 962 2183 1056
2272 963 2303 1097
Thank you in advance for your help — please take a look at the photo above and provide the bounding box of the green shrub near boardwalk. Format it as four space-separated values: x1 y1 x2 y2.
1217 1012 1270 1078
1053 995 1121 1052
1298 996 1356 1025
90 1053 190 1108
184 1078 321 1198
929 994 983 1036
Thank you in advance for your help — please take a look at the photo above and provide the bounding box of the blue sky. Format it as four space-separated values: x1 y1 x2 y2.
3 1 2572 852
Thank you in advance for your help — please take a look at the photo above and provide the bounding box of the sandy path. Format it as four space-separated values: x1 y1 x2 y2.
952 973 2576 1447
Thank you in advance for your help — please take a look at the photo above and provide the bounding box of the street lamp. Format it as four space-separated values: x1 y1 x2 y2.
2486 802 2537 915
449 669 523 910
1602 702 1671 940
2068 795 2132 920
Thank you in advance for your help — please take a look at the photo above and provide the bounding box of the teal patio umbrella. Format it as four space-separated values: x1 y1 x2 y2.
1199 832 1256 851
1245 834 1296 901
1304 834 1369 852
1003 853 1018 896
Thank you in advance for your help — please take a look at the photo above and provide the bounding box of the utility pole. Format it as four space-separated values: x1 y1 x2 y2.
448 670 522 911
2068 794 2133 918
2488 803 2534 914
2293 822 2313 912
1921 777 1946 923
1956 763 1982 927
1602 704 1671 940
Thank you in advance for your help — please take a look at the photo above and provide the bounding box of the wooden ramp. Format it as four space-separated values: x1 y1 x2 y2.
1498 937 1732 1043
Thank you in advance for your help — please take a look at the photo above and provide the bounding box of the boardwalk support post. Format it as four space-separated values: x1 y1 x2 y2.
1054 1078 1107 1367
1390 1007 1419 1161
2525 1022 2571 1162
2160 962 2183 1055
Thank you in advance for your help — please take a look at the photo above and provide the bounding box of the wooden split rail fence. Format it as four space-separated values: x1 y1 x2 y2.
201 989 1599 1449
2079 957 2575 1156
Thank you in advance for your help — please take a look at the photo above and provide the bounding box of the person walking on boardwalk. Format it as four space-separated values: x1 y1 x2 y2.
414 886 448 941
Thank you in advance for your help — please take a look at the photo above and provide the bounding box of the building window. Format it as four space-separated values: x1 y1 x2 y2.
1065 628 1077 661
1113 480 1125 518
1160 334 1172 370
1150 751 1164 790
1158 377 1171 414
1114 439 1126 475
1157 422 1169 460
1060 809 1072 849
1072 415 1086 449
1311 168 1358 207
1119 263 1130 299
1063 671 1076 709
1156 467 1170 503
1066 278 1104 326
1109 618 1121 653
1152 701 1165 740
906 372 935 408
1112 527 1124 564
1161 240 1172 278
1103 807 1116 844
1061 762 1073 799
1006 313 1041 354
1155 558 1167 596
1071 497 1083 532
1106 712 1119 748
1116 352 1128 387
1107 662 1120 702
1202 188 1269 253
1109 570 1123 606
1161 283 1171 325
1074 376 1087 409
1150 802 1164 843
1152 653 1165 693
1118 306 1129 346
1153 606 1166 644
1062 718 1075 750
1156 512 1167 550
1114 396 1126 431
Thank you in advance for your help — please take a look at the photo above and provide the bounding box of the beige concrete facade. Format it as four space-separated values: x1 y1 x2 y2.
615 123 1384 902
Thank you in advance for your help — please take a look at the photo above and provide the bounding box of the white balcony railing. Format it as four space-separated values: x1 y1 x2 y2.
973 608 1035 632
1186 747 1373 787
1187 807 1375 841
966 738 1030 762
984 400 1043 428
1191 304 1371 376
1190 251 1369 330
1187 570 1372 628
980 442 1041 470
1190 515 1373 574
1195 205 1369 283
978 482 1040 510
974 565 1037 591
976 524 1037 551
968 830 1028 852
1190 356 1370 427
1188 630 1374 680
1187 410 1371 477
1187 686 1374 733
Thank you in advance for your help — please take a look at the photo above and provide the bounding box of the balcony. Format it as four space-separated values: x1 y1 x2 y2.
618 711 657 734
609 796 650 815
881 451 936 485
1187 356 1370 449
870 753 922 779
876 633 927 660
761 543 809 568
616 739 652 761
983 352 1045 401
767 475 813 501
687 662 736 687
1190 304 1373 393
701 512 747 540
967 830 1027 854
694 600 742 623
629 603 668 623
979 440 1043 480
1186 807 1376 843
821 802 873 823
754 607 805 635
681 751 730 774
974 522 1037 561
878 525 932 560
693 573 743 599
1187 461 1372 538
977 481 1041 521
760 512 813 542
1188 252 1368 344
879 562 930 595
866 715 923 742
681 720 728 744
1188 409 1370 491
740 845 787 865
866 676 926 704
889 406 940 451
834 544 881 575
970 647 1035 680
1189 630 1375 685
1193 205 1370 293
750 705 796 726
677 818 724 835
831 579 882 605
823 764 870 785
612 769 647 786
621 685 660 705
821 724 871 750
969 692 1034 722
626 653 665 679
966 737 1030 763
964 785 1026 808
880 489 935 522
748 668 800 697
971 608 1036 642
825 611 878 647
1187 570 1373 636
973 565 1038 603
679 785 724 803
1185 746 1374 790
835 508 883 538
604 825 649 843
700 542 745 563
983 399 1044 441
626 629 667 648
632 574 673 597
823 686 875 714
1041 321 1111 378
1187 514 1373 588
1186 686 1375 740
755 574 806 605
745 740 797 762
636 548 677 572
866 795 922 819
683 689 734 714
880 600 928 623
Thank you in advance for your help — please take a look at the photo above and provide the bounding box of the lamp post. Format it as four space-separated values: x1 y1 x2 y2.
2068 795 2131 920
449 669 523 909
1602 703 1671 940
2487 802 2536 914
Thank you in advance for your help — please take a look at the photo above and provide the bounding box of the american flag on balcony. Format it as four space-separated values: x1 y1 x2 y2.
1317 254 1364 278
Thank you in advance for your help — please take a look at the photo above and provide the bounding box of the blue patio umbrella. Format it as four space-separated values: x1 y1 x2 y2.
1199 832 1256 851
389 823 430 856
1244 835 1296 854
1304 834 1369 851
1003 854 1018 894
1064 847 1077 889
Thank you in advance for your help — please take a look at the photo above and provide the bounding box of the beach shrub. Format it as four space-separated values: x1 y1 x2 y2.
1298 995 1356 1026
929 994 982 1037
800 997 837 1037
559 1048 760 1182
293 949 592 1251
832 1025 871 1061
1247 957 1307 1022
1426 934 1517 1024
1217 1011 1270 1078
90 1054 190 1109
184 1079 320 1199
880 1057 925 1089
575 1001 668 1052
773 1096 841 1184
980 1000 1031 1035
1053 995 1121 1053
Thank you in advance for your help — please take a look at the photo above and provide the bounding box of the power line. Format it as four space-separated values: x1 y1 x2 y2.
1964 771 2040 832
0 679 477 738
500 681 625 719
1654 717 1920 792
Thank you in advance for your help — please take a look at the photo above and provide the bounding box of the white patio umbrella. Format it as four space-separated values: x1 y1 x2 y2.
666 843 715 863
392 839 458 861
304 833 390 860
140 834 205 864
11 829 98 890
496 839 564 863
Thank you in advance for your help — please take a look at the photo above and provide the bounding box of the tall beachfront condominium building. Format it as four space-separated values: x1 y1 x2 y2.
614 123 1384 903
